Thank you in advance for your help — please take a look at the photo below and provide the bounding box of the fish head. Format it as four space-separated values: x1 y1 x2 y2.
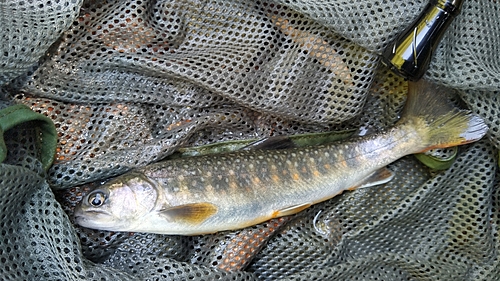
74 172 159 232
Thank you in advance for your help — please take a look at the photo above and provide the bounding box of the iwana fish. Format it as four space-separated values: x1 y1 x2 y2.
74 80 488 235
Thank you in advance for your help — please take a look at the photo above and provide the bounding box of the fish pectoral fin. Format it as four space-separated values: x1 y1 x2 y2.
159 202 218 225
274 202 312 217
349 167 395 190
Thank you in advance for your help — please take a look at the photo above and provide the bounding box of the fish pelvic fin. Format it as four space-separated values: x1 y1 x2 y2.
273 202 312 218
399 80 488 153
159 202 218 225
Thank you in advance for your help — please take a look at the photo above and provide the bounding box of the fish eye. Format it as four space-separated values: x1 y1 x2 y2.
88 191 106 207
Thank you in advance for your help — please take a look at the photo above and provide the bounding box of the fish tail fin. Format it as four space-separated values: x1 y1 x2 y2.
399 80 488 153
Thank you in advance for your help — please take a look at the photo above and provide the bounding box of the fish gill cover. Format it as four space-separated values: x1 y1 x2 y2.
0 0 499 280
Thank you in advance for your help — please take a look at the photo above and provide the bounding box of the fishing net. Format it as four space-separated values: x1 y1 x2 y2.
1 0 499 280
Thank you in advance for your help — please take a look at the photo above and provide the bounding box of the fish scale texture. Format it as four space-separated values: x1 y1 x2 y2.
0 0 499 280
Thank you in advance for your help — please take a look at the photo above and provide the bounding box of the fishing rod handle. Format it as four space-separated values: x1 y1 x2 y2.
381 0 465 81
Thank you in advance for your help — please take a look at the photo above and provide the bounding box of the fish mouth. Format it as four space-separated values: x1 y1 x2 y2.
73 214 92 228
74 205 111 217
73 209 113 227
73 214 87 225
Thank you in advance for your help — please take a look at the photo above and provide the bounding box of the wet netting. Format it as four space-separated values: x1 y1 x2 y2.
1 0 499 280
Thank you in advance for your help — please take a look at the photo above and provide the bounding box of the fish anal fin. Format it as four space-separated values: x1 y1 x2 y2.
159 202 218 224
348 167 395 190
273 202 312 218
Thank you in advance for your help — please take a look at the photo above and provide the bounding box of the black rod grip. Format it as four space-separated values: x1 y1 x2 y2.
381 0 464 81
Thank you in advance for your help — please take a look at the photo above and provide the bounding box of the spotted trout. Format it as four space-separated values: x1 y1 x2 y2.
74 80 488 235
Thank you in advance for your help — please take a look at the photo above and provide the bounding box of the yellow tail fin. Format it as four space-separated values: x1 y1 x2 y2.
399 80 488 153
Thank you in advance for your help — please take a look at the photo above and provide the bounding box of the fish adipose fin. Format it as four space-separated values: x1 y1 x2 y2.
273 202 312 218
349 167 395 190
159 202 218 224
401 80 488 153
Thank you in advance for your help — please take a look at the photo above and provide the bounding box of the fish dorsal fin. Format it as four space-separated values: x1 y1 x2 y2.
273 202 312 218
349 167 395 190
159 202 218 224
242 135 296 151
